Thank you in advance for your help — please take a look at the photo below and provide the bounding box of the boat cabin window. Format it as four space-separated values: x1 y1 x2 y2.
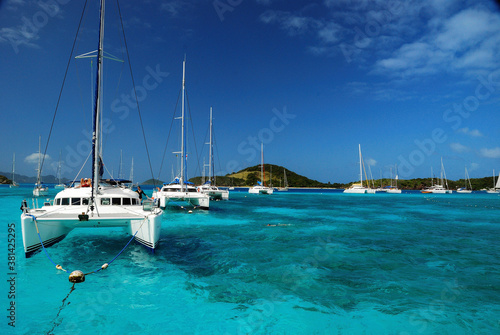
132 198 139 205
101 198 110 205
61 198 70 206
71 198 81 205
112 198 121 205
189 188 197 193
55 198 61 205
82 198 89 205
122 198 131 205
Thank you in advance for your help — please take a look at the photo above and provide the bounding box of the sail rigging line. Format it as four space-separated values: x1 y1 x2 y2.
38 0 90 181
184 89 202 181
157 88 182 182
115 0 157 190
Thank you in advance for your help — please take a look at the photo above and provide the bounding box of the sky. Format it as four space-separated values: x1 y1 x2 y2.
1 0 499 184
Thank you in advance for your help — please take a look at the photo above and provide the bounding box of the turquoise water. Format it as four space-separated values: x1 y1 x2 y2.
1 186 499 334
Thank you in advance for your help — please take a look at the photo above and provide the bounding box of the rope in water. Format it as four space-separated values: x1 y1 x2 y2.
31 214 149 278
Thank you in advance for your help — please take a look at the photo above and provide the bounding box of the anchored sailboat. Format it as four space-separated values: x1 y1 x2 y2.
197 107 229 200
21 0 163 257
343 144 375 194
33 136 49 197
421 158 452 194
153 58 210 209
249 143 274 194
457 166 472 194
486 170 500 193
9 153 19 188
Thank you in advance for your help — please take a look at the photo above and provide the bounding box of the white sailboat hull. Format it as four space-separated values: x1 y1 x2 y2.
153 185 210 209
249 186 274 194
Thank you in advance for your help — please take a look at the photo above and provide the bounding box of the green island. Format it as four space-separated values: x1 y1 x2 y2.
141 164 495 190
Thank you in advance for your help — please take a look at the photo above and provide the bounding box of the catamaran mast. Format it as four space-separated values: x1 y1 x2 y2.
91 0 105 202
261 143 265 186
209 107 213 184
358 144 363 187
180 57 186 191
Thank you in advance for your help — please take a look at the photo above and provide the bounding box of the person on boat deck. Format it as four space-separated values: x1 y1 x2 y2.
79 178 91 187
136 186 149 203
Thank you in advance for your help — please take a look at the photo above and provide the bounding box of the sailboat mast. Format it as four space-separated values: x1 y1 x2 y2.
261 143 265 186
12 153 15 183
36 136 41 184
180 57 186 191
358 144 363 187
209 107 213 183
91 0 105 200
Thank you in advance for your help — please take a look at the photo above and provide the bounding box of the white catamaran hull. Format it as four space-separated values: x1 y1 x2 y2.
249 186 274 194
21 206 162 257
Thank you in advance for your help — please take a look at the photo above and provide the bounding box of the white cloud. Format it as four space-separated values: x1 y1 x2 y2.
450 142 470 153
365 158 377 166
479 147 500 158
24 153 50 165
469 162 479 171
457 127 483 137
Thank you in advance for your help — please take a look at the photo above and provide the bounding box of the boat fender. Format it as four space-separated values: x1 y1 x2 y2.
69 270 85 283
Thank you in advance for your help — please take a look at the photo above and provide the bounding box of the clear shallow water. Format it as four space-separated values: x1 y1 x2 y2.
1 185 499 334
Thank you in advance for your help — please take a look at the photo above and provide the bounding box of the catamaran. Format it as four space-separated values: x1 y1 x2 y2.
421 158 452 194
249 143 274 194
33 136 49 197
197 107 229 200
9 153 19 188
456 166 472 194
54 151 66 189
21 0 163 257
385 165 402 194
343 144 375 194
152 59 210 209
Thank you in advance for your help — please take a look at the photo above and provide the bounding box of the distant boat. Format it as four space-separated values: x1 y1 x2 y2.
33 136 49 197
344 144 375 194
456 167 472 194
9 153 19 188
385 165 402 194
421 158 452 194
152 58 210 209
54 151 66 189
277 169 289 191
197 107 229 200
486 169 500 194
249 143 274 195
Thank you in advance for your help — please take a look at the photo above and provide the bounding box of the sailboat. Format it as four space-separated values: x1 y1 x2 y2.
33 136 49 196
385 165 402 194
486 170 500 193
343 144 375 194
152 58 210 209
277 169 289 191
21 0 163 257
197 107 229 200
54 150 66 189
456 167 472 194
249 143 274 194
421 158 452 194
9 153 19 188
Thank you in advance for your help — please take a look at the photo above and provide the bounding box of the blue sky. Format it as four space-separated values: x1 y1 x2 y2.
1 0 500 184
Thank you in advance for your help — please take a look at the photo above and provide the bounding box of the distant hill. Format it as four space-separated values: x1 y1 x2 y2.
0 175 12 184
0 172 69 184
188 164 340 188
141 178 165 186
